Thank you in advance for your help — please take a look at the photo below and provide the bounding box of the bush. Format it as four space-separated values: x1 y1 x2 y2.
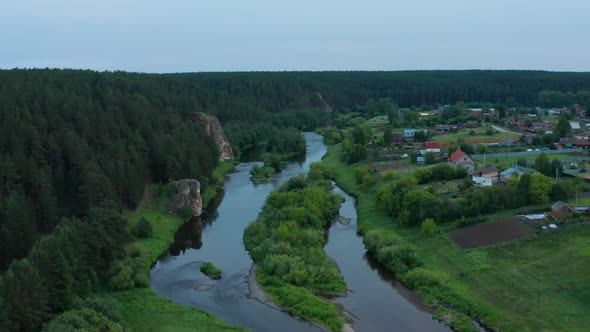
45 308 123 332
250 164 275 184
82 297 123 323
270 284 344 331
401 268 448 289
108 262 135 291
308 162 336 181
363 230 400 254
354 166 370 184
127 243 146 258
131 217 152 238
376 245 422 274
107 258 144 290
421 218 438 236
200 262 221 279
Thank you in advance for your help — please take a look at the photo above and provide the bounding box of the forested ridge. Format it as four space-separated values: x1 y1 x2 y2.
1 68 590 331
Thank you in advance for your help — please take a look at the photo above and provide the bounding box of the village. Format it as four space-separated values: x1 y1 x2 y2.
337 101 590 250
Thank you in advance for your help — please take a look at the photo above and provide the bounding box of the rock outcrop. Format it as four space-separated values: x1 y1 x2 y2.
197 113 234 161
170 179 203 217
315 92 333 113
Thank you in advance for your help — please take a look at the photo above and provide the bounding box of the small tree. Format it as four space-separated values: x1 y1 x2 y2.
131 217 153 238
425 152 437 165
421 218 438 236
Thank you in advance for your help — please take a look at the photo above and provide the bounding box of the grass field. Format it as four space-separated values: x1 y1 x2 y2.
475 152 586 169
100 162 245 332
433 128 520 144
568 195 590 206
365 115 389 128
323 144 590 332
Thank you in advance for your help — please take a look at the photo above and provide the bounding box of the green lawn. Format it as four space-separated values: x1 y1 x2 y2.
568 196 590 206
101 162 245 332
323 144 590 332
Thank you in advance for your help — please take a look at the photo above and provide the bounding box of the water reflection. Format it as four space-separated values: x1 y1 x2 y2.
168 217 204 256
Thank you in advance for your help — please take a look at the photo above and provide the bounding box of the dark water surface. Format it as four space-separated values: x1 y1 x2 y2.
150 133 449 332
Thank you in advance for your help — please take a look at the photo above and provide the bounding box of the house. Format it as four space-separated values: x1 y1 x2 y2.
528 122 553 133
424 141 441 153
522 134 536 145
574 104 586 118
448 149 476 171
404 128 428 138
469 109 482 117
570 121 581 131
510 115 526 126
470 167 499 186
552 107 568 116
434 124 458 134
573 139 590 148
559 137 574 148
390 135 406 143
551 201 575 220
499 165 538 181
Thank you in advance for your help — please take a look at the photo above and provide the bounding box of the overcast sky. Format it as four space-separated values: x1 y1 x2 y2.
1 0 589 72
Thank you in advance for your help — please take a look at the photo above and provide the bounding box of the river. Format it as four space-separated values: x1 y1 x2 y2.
150 132 449 332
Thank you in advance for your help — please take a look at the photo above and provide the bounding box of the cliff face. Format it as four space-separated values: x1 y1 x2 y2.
170 179 203 217
315 92 333 113
197 113 234 161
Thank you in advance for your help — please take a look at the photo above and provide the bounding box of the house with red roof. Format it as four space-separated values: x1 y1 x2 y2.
573 139 590 148
448 149 476 171
424 141 441 153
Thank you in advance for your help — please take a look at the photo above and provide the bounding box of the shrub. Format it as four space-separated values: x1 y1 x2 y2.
82 297 123 323
107 258 144 290
132 271 149 288
108 262 135 291
127 243 146 258
363 230 400 254
131 217 152 238
200 262 221 279
45 308 123 332
308 162 336 181
376 245 422 274
270 284 344 331
421 218 438 236
354 166 370 184
401 268 448 289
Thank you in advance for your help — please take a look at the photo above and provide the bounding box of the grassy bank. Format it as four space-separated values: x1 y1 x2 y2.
101 161 245 332
323 144 590 332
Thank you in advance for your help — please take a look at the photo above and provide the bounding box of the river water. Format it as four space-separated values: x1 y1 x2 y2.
150 132 449 332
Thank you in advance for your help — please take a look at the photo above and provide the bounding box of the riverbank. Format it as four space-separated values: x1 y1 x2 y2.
100 161 245 332
323 144 590 332
247 264 355 332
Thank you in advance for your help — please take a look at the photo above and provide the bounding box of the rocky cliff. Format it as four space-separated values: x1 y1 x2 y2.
197 113 234 161
315 92 333 113
170 179 203 217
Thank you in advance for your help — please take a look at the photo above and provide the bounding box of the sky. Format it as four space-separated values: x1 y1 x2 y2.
1 0 589 72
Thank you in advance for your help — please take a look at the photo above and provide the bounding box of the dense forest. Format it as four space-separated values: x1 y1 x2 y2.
1 68 590 331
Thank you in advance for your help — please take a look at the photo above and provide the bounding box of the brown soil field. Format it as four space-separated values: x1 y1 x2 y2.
449 217 536 249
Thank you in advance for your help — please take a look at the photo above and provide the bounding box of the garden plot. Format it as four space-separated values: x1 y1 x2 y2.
449 217 536 249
